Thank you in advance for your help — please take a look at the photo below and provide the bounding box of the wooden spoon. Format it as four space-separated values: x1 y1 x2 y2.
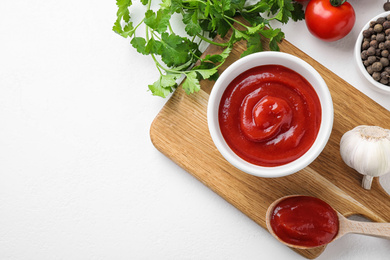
265 195 390 249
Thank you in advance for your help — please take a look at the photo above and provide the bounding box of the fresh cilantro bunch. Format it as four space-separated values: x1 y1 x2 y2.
113 0 304 97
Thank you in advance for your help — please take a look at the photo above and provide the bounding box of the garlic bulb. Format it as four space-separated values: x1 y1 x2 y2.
340 125 390 190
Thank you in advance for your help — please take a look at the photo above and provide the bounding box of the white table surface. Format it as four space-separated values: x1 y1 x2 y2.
1 0 390 259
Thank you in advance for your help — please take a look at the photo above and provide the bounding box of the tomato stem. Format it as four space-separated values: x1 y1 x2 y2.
329 0 346 7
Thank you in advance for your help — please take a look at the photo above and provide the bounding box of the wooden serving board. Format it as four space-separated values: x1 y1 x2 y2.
150 25 390 258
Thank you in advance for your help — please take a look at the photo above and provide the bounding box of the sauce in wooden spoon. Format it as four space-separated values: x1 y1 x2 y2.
266 195 390 249
266 195 339 248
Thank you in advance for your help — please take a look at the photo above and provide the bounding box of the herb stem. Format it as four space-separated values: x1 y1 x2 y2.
181 0 207 5
168 23 174 34
195 33 229 47
150 53 164 75
224 16 257 31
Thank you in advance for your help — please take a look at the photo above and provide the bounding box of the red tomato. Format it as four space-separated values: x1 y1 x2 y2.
305 0 356 42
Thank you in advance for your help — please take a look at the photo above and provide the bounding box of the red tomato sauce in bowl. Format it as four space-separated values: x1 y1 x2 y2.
218 65 321 167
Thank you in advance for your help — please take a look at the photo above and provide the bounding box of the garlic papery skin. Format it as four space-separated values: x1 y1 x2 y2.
340 125 390 190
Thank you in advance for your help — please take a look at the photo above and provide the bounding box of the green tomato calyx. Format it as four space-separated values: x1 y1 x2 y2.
330 0 347 7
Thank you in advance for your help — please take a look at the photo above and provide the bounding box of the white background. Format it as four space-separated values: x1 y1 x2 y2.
1 0 390 259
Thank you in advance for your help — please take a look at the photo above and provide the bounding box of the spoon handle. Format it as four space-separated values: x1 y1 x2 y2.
343 219 390 239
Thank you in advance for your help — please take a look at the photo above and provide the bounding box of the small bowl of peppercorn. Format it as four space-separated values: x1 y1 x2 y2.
355 11 390 94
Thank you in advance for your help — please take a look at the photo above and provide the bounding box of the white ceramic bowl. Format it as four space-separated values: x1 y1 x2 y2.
354 11 390 94
207 51 334 178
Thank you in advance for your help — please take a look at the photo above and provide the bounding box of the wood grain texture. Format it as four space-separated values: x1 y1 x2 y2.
150 21 390 259
337 212 390 241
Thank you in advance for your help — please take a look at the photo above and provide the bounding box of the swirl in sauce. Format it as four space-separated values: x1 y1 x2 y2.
218 65 321 166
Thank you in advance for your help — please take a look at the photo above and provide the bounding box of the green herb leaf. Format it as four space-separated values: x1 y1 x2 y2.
182 71 201 94
183 11 202 36
269 29 285 51
242 33 262 57
260 27 282 39
290 2 305 21
221 0 232 12
246 23 264 35
145 38 164 55
113 0 133 37
130 37 148 55
195 68 218 80
234 29 249 41
144 9 171 34
160 33 192 67
148 74 179 97
268 0 297 24
220 46 233 60
202 54 223 63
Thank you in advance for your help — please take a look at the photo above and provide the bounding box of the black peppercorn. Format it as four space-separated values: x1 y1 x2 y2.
361 50 368 60
372 61 383 72
367 65 374 75
380 77 389 84
385 40 390 49
380 57 390 67
385 1 390 12
377 17 386 24
363 29 371 38
384 21 390 30
373 71 381 81
374 23 384 33
367 56 377 64
362 41 370 50
377 33 386 42
370 40 378 48
367 46 376 56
